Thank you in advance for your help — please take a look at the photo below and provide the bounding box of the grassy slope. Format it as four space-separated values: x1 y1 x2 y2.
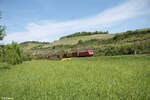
20 34 113 50
49 34 113 46
0 56 150 100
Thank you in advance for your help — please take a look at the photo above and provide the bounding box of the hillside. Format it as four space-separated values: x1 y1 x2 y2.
20 28 150 56
20 34 114 54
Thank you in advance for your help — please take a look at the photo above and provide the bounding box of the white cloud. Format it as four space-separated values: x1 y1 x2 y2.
3 0 150 43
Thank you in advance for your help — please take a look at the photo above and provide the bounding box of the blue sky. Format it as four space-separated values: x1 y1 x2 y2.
0 0 150 43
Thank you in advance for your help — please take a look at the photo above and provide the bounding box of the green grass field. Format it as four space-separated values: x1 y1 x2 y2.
0 56 150 100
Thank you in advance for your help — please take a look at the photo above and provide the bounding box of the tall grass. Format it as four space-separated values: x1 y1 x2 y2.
0 56 150 100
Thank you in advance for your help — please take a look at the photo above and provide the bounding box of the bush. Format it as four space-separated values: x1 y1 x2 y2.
104 46 119 56
78 40 83 44
2 42 23 65
94 48 105 56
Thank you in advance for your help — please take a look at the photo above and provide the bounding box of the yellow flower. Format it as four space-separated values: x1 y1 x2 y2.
61 58 71 61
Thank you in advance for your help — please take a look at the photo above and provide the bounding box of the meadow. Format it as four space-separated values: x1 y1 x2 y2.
0 56 150 100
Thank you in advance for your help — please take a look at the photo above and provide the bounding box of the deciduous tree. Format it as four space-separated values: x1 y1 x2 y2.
0 12 6 41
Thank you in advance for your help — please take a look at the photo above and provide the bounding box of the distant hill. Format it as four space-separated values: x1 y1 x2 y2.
20 33 114 52
20 28 150 56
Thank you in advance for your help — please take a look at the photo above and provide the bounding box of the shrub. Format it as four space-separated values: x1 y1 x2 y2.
104 46 119 56
94 48 105 56
2 42 23 65
78 40 83 44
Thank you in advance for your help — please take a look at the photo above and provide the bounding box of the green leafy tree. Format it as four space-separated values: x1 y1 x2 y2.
0 12 23 65
0 12 6 41
0 12 6 62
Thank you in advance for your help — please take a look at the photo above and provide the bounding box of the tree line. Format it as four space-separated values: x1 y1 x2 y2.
60 31 109 39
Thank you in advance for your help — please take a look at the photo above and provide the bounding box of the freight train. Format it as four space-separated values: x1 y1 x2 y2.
57 50 94 58
33 50 94 60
